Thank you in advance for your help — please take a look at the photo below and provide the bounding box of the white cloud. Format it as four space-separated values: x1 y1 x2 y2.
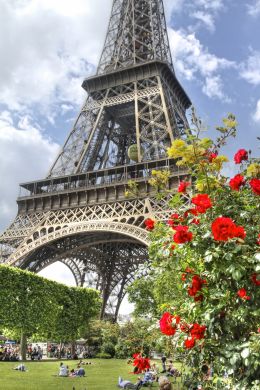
191 11 215 32
252 99 260 122
194 0 224 12
169 29 235 100
0 0 111 113
240 51 260 85
247 0 260 17
0 111 59 230
202 76 230 101
163 0 185 19
188 0 224 32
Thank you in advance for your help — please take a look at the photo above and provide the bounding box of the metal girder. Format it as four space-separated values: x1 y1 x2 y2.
18 233 148 319
97 0 173 74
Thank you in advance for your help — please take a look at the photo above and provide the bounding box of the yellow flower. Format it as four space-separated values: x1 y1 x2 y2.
211 155 229 171
167 139 187 159
223 118 238 128
247 163 260 177
195 176 220 192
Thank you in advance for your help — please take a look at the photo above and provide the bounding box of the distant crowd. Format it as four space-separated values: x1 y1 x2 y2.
0 345 19 361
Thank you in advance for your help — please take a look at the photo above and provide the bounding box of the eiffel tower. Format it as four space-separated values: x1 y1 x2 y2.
0 0 191 320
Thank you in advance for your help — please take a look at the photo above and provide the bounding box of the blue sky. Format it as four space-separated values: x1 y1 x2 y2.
0 0 259 310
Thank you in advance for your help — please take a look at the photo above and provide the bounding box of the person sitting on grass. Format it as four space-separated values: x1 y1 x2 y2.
13 364 27 371
158 376 172 390
118 376 142 389
141 369 154 386
166 360 180 378
70 369 76 377
75 367 85 377
59 362 68 377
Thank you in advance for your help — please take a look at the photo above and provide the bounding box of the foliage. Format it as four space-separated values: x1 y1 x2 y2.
128 275 158 317
101 341 116 357
125 180 139 197
0 266 101 346
82 320 120 355
148 170 171 197
130 113 260 389
115 319 162 359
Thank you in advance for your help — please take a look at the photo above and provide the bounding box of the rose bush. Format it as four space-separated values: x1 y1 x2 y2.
131 113 260 389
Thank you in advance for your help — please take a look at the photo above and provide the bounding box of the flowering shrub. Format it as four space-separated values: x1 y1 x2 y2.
141 113 260 389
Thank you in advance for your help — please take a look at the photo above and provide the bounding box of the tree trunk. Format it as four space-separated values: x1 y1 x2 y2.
20 332 27 361
71 341 76 357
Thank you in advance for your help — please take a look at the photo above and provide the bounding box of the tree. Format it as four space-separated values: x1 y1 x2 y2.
115 318 162 358
0 266 101 359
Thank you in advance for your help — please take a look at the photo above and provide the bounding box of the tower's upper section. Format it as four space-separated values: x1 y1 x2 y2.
97 0 173 75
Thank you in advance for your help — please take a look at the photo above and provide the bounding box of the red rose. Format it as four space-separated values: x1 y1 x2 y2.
191 218 200 225
249 178 260 195
237 288 250 300
192 194 212 214
160 312 181 336
190 323 206 340
229 174 245 191
178 181 191 193
184 338 196 349
145 218 155 231
184 208 199 218
181 273 186 281
173 226 193 244
251 273 260 286
258 234 260 245
211 217 236 241
194 294 204 302
187 275 206 301
234 149 248 164
208 152 218 162
192 275 204 290
233 225 246 240
168 213 182 227
258 328 260 333
180 322 190 333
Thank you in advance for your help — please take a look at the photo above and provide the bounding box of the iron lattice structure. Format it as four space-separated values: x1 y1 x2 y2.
0 0 191 320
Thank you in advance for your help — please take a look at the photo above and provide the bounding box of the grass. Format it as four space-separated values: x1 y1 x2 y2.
0 359 184 390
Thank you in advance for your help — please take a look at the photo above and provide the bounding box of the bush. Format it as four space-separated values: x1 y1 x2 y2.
95 352 112 359
101 341 116 357
115 341 130 359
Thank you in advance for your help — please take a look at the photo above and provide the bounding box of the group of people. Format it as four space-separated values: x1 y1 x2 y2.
0 345 19 361
58 361 86 377
118 372 172 390
119 354 180 389
161 356 181 378
47 344 90 359
27 345 43 360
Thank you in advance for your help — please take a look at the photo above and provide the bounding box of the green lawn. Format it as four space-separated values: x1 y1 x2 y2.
0 359 183 390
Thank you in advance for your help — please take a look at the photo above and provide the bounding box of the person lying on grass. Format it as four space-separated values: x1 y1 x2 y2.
118 376 142 389
13 364 27 372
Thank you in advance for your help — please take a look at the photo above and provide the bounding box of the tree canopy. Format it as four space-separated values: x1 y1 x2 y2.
0 265 101 347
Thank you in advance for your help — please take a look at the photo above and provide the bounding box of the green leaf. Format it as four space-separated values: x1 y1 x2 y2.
241 348 250 359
